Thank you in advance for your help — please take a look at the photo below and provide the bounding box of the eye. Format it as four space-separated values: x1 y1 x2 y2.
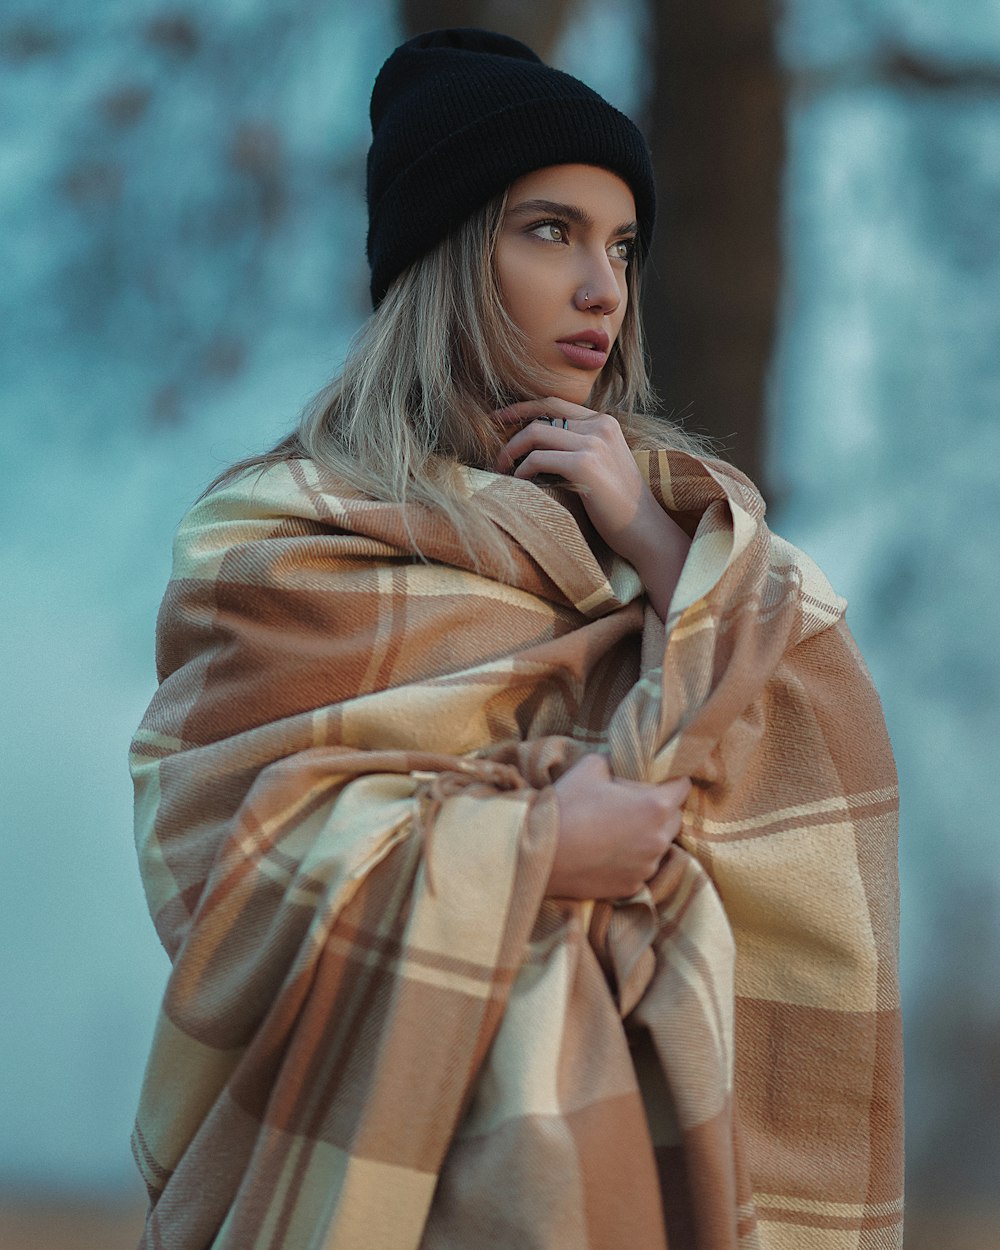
609 237 636 263
529 220 568 243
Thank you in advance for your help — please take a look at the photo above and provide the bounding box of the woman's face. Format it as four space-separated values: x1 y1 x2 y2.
495 163 638 406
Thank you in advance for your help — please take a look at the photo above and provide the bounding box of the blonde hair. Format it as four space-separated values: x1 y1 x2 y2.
206 186 706 558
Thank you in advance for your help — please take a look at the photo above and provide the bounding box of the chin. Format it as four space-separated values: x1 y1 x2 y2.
553 375 598 407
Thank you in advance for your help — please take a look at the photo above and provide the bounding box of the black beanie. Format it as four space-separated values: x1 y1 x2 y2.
366 28 656 307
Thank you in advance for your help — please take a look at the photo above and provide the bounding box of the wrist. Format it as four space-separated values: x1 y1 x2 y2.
615 494 689 621
617 493 687 572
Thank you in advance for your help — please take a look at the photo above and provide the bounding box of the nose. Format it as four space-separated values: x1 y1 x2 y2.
574 253 622 316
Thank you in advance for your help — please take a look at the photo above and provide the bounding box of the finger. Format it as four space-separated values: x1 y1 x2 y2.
503 420 586 453
494 401 542 429
495 398 598 428
494 400 567 429
567 752 612 782
614 775 692 805
510 448 583 482
657 776 693 804
536 396 601 422
495 422 588 472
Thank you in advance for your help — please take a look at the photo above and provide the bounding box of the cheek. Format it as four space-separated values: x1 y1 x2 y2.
611 275 630 335
497 254 544 336
617 271 630 311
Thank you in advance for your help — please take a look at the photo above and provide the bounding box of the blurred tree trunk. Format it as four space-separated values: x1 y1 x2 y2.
401 0 578 61
643 1 786 488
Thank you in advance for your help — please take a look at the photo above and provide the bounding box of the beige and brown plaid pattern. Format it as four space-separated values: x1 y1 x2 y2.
131 450 902 1249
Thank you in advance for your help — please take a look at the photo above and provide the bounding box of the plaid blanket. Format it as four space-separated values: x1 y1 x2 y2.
130 449 902 1249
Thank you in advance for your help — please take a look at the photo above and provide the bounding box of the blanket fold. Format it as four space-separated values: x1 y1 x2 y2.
131 450 902 1250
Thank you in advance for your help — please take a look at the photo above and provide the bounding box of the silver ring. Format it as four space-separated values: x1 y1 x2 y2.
561 417 569 429
544 415 554 425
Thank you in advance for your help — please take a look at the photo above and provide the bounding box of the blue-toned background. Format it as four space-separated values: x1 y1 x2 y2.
2 1 998 1245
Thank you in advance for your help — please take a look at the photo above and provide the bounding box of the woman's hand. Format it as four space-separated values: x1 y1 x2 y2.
495 398 690 620
547 753 692 900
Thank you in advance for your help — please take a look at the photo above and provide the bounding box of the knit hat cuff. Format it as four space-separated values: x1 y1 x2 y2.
368 94 654 305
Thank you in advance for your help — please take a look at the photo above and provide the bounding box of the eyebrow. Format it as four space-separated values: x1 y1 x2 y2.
506 198 638 238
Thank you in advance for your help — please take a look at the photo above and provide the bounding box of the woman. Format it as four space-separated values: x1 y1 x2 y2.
131 29 903 1250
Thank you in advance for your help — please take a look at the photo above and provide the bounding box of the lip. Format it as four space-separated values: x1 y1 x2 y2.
555 328 610 370
557 329 610 352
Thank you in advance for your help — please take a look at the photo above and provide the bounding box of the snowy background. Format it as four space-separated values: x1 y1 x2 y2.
2 0 998 1236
